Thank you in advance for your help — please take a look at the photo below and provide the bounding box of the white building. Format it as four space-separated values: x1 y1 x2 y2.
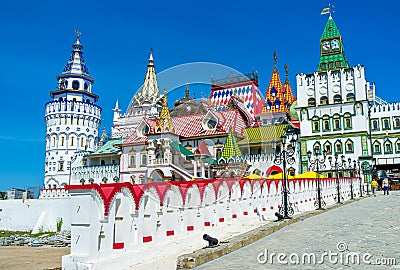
44 31 102 188
296 14 400 180
296 15 375 175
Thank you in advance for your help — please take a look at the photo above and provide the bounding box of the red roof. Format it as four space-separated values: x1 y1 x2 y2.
123 108 246 145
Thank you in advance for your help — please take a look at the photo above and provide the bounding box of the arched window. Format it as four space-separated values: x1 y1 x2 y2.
384 140 393 153
61 136 65 146
320 96 329 105
345 140 354 153
84 83 88 90
313 142 321 154
312 117 320 132
344 114 352 129
335 140 343 154
346 93 355 102
372 119 379 131
373 141 381 154
129 154 136 168
141 154 147 165
324 141 332 154
322 116 330 131
382 118 390 130
396 140 400 153
308 98 316 107
207 119 217 129
81 137 85 147
72 80 79 90
394 118 400 129
70 137 74 146
333 95 342 104
333 115 341 130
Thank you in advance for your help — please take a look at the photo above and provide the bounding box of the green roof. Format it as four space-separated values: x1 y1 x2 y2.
321 16 340 39
318 16 349 71
221 131 242 159
202 157 217 165
170 141 193 158
85 139 123 157
238 125 288 146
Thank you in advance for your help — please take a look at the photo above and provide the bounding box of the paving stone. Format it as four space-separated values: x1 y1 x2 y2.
192 192 400 269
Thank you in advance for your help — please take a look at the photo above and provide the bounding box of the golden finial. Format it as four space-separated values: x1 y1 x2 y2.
185 82 190 99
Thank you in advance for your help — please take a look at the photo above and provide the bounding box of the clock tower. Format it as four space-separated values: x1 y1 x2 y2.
318 15 349 71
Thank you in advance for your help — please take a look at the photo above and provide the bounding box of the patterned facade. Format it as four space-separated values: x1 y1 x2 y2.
44 32 102 188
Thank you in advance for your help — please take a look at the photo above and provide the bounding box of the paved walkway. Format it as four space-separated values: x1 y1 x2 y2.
196 192 400 269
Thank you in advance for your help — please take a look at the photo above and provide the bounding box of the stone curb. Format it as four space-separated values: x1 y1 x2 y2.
176 196 366 269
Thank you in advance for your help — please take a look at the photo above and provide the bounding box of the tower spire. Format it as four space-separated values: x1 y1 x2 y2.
60 30 91 77
283 64 296 106
129 49 161 109
154 89 174 133
185 82 190 99
262 52 285 113
318 14 348 71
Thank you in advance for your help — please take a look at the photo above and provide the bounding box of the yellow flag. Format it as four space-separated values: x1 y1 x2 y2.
321 7 330 15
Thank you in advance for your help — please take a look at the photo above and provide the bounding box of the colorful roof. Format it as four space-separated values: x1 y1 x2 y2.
123 108 246 145
237 125 288 146
221 130 242 159
209 72 263 117
170 141 193 157
85 139 123 157
263 52 286 113
154 91 175 133
318 16 349 71
171 109 246 138
283 64 296 106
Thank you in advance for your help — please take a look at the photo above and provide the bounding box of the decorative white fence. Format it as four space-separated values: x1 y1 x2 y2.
63 177 360 269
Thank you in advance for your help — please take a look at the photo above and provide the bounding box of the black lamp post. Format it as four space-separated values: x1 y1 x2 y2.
328 153 346 204
307 148 327 210
348 159 356 200
272 131 297 219
361 162 372 196
357 161 363 197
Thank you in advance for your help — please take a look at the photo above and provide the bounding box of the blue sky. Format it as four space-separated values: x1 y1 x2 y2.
0 0 398 191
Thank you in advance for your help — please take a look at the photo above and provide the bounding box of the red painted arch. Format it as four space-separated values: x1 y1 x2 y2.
266 165 283 176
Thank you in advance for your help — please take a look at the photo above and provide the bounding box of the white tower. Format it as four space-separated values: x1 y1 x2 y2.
44 31 102 188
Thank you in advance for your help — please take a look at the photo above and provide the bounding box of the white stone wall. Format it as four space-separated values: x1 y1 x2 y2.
63 178 359 269
296 65 374 169
0 197 70 232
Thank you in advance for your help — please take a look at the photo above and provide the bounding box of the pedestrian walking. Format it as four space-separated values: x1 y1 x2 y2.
371 179 378 196
382 177 389 195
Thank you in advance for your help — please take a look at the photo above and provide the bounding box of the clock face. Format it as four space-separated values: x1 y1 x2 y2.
322 41 331 51
331 39 340 50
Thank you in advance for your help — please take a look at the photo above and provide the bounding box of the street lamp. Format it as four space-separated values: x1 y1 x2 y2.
356 161 363 197
272 130 297 219
361 162 372 196
328 153 346 204
307 147 327 210
347 159 356 200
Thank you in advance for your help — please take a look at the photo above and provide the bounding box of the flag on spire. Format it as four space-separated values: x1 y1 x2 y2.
321 7 330 15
